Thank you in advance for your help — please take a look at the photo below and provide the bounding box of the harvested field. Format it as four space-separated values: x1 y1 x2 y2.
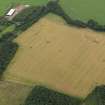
3 17 105 98
0 81 33 105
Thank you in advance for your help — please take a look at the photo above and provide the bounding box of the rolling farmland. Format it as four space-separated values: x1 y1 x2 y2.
3 17 105 98
0 0 105 104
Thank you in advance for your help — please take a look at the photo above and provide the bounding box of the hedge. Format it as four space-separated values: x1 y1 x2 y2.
0 41 18 75
24 86 82 105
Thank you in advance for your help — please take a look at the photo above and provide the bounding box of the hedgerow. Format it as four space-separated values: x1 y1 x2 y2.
24 86 82 105
0 41 18 75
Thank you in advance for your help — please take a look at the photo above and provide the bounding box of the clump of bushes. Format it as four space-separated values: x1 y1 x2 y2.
87 19 98 28
24 86 82 105
0 17 12 32
87 19 105 32
0 32 17 42
0 18 10 26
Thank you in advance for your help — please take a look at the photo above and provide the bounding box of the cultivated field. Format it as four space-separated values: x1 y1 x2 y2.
0 81 33 105
3 17 105 98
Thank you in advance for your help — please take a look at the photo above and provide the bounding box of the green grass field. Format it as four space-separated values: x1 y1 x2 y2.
0 0 105 24
60 0 105 25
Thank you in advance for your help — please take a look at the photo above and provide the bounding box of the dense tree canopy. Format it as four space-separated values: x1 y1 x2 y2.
24 86 82 105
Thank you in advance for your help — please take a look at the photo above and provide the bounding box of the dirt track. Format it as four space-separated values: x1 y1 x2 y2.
3 18 105 98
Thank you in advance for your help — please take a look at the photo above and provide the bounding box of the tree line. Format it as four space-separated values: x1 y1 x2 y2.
0 41 18 75
24 86 82 105
24 85 105 105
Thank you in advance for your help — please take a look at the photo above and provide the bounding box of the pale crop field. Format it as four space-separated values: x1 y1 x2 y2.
0 81 32 105
3 17 105 98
